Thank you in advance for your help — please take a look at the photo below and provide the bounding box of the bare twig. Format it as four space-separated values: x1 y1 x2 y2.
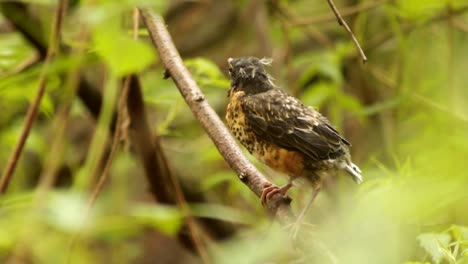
325 0 367 63
291 0 387 26
139 8 294 222
87 79 127 207
0 0 66 194
86 7 139 211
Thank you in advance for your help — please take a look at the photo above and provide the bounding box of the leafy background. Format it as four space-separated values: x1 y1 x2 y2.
0 0 467 263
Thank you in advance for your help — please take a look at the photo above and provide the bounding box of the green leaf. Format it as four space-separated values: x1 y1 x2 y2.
335 92 364 114
190 203 253 224
0 34 35 73
361 95 406 116
395 0 447 20
92 23 155 76
185 57 230 89
201 171 234 191
301 81 335 107
45 192 89 233
131 205 182 236
80 1 168 26
417 232 452 264
450 225 468 241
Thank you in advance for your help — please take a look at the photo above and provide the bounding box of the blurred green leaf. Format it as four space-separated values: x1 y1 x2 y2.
301 81 335 107
190 203 253 224
185 57 230 89
92 23 155 76
45 192 89 233
0 34 35 73
131 204 182 236
335 92 364 114
417 232 452 264
201 171 234 191
79 0 168 26
395 0 447 20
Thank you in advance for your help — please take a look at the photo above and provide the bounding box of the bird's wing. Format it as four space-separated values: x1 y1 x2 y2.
242 90 350 161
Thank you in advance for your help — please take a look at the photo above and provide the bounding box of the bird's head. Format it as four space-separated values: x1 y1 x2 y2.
227 57 275 95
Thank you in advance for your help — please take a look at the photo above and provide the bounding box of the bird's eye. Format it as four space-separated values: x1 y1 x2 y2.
228 67 233 74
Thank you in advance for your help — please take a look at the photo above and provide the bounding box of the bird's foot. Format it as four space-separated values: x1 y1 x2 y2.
261 182 292 207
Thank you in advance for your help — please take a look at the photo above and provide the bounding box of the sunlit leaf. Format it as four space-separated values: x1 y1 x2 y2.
45 192 89 232
417 232 452 264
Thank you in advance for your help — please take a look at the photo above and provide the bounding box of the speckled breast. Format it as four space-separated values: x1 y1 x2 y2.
226 90 305 178
226 90 256 153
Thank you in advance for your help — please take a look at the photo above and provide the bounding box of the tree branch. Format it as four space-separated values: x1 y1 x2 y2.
139 8 294 222
291 0 387 26
1 2 236 256
0 0 67 194
325 0 368 63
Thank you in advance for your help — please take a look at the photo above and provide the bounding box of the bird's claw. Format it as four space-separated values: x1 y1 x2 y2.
261 182 292 207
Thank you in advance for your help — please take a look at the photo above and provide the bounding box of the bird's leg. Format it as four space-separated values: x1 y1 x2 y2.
261 181 293 206
291 183 322 240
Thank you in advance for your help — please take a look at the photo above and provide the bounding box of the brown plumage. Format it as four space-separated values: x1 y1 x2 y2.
225 57 362 205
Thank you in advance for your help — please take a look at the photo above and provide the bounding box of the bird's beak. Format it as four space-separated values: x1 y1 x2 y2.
227 58 233 67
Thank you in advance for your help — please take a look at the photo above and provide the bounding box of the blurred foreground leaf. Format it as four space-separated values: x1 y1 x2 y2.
131 204 182 236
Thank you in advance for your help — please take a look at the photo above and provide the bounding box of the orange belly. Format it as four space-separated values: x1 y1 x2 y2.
254 144 305 178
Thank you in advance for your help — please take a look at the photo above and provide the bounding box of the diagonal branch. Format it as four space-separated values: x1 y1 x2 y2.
325 0 368 63
139 8 293 222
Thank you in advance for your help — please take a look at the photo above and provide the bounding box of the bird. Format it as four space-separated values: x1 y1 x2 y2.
225 56 362 221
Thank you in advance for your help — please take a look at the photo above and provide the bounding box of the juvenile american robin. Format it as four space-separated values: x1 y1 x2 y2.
225 57 362 218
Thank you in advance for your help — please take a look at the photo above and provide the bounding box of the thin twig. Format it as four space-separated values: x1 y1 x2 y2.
139 8 294 222
326 0 368 63
0 0 66 194
86 7 139 208
292 0 387 26
87 78 127 207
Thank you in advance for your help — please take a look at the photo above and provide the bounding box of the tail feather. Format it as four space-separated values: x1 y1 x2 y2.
345 162 363 184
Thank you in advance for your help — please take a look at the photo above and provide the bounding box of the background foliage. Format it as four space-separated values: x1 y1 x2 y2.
0 0 467 263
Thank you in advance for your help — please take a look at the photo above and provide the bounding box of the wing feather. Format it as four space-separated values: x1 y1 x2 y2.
242 90 349 161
